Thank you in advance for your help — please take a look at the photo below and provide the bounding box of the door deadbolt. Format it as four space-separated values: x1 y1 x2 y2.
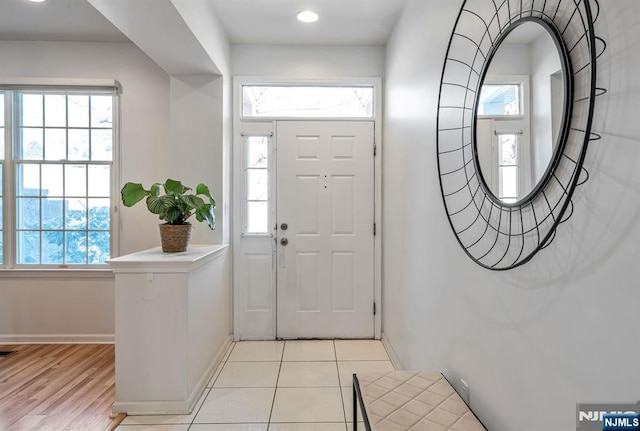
280 223 288 231
280 238 288 246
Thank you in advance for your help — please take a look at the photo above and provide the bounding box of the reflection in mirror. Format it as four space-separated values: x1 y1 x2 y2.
476 21 565 204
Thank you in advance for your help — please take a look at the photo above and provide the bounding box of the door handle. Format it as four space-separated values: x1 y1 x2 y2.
280 238 288 246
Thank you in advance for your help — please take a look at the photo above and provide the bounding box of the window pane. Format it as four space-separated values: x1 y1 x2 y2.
65 164 87 196
88 165 110 197
242 85 374 118
44 128 67 160
11 91 114 266
0 160 2 262
65 231 87 264
0 93 4 161
45 94 66 127
17 231 40 264
17 198 40 229
247 169 268 200
42 231 63 264
42 164 63 196
68 95 89 128
478 84 520 116
65 198 87 230
17 164 40 196
21 128 44 160
90 129 112 161
91 95 113 127
88 198 110 229
88 231 110 264
0 164 3 227
0 129 4 160
247 201 268 233
22 94 43 127
42 198 63 229
248 137 268 168
69 129 90 160
498 134 518 165
499 166 518 198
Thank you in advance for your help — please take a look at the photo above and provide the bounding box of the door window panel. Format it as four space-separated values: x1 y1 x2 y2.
242 85 374 118
497 133 519 203
245 136 270 234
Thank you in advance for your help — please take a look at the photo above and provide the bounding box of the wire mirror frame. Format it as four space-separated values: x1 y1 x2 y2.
436 0 605 270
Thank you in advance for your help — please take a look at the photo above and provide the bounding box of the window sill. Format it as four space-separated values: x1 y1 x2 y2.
0 269 114 279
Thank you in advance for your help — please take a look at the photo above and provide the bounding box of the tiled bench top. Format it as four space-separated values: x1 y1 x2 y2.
353 370 487 431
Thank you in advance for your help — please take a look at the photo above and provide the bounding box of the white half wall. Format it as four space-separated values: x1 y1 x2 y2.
0 40 171 340
383 1 640 430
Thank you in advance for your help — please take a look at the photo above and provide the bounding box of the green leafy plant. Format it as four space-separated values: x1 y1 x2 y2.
121 179 216 230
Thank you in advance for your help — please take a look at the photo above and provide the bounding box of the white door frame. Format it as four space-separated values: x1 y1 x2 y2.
232 76 383 340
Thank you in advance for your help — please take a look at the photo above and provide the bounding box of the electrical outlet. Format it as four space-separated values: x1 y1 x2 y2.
460 378 470 405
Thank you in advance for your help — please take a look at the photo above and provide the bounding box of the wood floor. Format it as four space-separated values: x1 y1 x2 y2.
0 344 125 431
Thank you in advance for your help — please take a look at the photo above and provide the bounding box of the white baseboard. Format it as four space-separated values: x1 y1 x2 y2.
114 335 233 415
381 332 404 371
0 334 115 345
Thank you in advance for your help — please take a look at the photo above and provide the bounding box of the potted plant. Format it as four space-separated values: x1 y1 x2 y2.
120 178 216 252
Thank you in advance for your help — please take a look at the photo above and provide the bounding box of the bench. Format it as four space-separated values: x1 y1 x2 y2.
353 371 487 431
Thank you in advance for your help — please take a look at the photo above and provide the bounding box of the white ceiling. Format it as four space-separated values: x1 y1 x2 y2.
503 22 547 44
0 0 409 46
208 0 410 46
0 0 129 42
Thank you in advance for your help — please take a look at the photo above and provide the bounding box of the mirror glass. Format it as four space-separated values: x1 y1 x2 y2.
475 21 566 204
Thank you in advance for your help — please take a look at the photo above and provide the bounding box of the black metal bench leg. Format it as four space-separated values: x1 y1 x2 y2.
353 375 357 431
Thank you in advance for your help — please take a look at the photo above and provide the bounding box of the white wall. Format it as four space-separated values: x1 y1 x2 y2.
383 1 640 430
232 45 385 77
531 33 562 183
0 40 171 341
486 43 530 75
169 75 227 245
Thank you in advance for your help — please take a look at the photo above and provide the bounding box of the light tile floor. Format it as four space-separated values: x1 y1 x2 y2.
116 339 394 431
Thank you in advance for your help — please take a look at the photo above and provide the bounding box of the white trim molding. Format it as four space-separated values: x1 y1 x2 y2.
382 332 404 371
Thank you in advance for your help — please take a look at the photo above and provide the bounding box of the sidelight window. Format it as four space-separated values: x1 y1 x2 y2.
244 135 270 234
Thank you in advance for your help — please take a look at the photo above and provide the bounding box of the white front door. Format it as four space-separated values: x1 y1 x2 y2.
276 121 375 338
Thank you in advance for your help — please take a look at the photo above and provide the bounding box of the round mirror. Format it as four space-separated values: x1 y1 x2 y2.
474 18 571 205
437 0 596 270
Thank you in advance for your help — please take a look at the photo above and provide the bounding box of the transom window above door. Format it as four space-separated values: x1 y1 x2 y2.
241 85 374 119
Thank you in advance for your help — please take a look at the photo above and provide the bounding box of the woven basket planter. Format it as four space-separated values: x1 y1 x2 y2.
159 223 192 253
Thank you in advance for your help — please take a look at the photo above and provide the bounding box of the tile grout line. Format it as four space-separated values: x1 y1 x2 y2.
334 340 350 431
266 340 286 430
121 341 387 430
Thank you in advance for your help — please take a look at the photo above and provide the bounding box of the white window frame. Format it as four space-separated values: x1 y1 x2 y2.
241 130 274 237
237 77 379 122
478 75 529 120
481 75 532 199
0 81 120 272
240 84 375 120
495 131 521 202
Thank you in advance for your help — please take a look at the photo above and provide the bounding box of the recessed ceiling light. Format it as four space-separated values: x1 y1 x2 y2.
27 0 47 3
297 10 319 23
